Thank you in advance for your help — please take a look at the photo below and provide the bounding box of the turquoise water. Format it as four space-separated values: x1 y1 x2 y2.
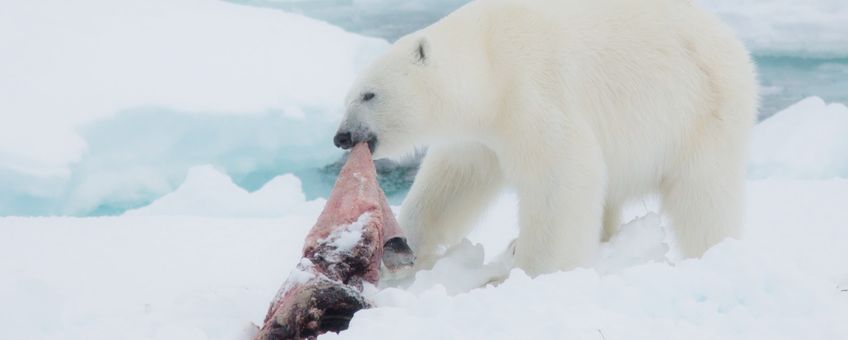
756 56 848 118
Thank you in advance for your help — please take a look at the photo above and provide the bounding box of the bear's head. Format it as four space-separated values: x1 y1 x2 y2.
333 30 495 159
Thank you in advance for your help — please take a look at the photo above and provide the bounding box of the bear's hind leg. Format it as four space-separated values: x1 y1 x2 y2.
661 128 745 258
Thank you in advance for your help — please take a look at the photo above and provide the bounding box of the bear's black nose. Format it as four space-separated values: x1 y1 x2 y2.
334 131 354 149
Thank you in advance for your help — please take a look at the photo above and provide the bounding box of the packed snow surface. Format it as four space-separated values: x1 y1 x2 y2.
2 173 847 340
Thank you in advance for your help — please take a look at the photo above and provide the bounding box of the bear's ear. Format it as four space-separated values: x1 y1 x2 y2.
413 38 428 65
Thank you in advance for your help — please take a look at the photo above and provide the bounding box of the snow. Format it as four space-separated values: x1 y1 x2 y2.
291 259 317 285
273 258 318 304
749 97 848 179
594 213 670 274
0 0 387 216
324 213 372 253
331 179 848 340
1 0 847 338
125 165 312 218
0 216 318 340
397 239 512 296
2 175 848 340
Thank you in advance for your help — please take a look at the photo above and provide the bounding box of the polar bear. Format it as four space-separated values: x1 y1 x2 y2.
333 0 757 276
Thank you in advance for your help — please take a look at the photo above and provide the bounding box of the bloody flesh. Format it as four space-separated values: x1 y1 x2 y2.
254 143 414 340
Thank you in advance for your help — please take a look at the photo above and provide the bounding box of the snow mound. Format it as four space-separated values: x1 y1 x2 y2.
401 240 510 295
388 212 672 297
350 240 846 340
125 165 313 217
749 97 848 179
596 213 670 274
335 180 848 340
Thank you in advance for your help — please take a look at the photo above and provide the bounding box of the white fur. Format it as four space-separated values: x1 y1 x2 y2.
338 0 757 276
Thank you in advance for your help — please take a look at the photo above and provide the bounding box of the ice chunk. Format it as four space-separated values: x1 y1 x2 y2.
399 212 671 295
402 240 511 295
749 97 848 179
595 213 670 274
125 165 309 217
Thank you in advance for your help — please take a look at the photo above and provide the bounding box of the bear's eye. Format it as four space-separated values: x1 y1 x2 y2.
362 92 376 102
